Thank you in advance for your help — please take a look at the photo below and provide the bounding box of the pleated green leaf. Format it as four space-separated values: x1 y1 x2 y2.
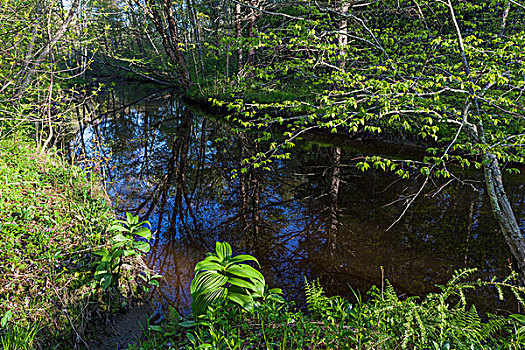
195 255 224 272
134 227 151 240
227 292 254 311
227 264 264 282
215 241 232 260
190 271 227 296
227 254 260 267
111 233 130 243
195 260 224 273
108 224 128 232
227 277 257 291
192 288 226 316
133 240 150 253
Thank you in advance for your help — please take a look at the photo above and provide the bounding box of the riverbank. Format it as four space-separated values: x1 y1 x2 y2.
132 263 525 349
0 136 146 349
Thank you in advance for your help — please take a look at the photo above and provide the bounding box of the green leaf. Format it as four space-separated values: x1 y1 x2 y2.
102 275 113 291
123 249 136 257
137 220 151 228
93 248 109 256
111 233 130 243
195 260 224 273
227 292 254 310
134 227 151 240
1 310 13 328
148 279 159 287
227 276 257 290
149 325 163 332
510 314 525 325
215 242 232 260
178 321 196 328
266 294 285 303
192 288 226 316
227 264 264 282
133 241 150 253
190 271 227 295
95 264 109 275
108 224 127 232
254 279 265 297
110 248 123 261
227 254 260 267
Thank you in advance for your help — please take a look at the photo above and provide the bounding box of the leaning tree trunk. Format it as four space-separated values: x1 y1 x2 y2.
16 0 80 98
482 144 525 278
447 0 525 279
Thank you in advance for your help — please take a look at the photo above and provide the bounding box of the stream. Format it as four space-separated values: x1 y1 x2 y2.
75 83 525 320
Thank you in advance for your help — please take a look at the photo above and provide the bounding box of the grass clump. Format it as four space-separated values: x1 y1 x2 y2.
0 137 127 348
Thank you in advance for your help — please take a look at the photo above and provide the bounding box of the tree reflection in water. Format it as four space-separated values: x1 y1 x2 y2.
76 85 525 315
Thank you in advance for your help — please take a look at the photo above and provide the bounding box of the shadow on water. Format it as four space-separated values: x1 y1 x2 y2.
74 84 525 317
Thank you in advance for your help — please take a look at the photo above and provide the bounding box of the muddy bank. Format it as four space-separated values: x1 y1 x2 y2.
86 303 151 350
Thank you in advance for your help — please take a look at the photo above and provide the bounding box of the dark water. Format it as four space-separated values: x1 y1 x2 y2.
75 84 525 316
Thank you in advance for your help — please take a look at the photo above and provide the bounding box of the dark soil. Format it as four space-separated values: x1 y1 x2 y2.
86 303 151 350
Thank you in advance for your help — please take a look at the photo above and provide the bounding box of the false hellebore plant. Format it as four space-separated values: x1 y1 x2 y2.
94 213 153 291
190 242 282 316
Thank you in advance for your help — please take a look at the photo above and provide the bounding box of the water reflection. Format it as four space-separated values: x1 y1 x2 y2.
75 84 524 315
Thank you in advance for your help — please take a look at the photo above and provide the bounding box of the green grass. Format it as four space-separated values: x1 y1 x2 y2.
0 137 120 348
0 319 40 350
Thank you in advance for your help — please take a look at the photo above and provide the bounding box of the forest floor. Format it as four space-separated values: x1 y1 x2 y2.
0 137 146 349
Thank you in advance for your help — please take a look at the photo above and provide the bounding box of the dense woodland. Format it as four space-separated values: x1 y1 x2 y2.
3 0 525 348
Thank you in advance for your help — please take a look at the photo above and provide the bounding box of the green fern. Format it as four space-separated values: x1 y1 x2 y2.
300 269 522 348
383 282 399 303
304 278 327 313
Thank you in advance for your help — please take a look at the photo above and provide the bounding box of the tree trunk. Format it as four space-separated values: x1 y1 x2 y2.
164 0 192 86
16 0 80 98
447 0 525 279
337 1 349 69
499 0 511 36
136 0 192 88
246 0 257 73
328 147 341 253
482 149 525 277
235 2 244 74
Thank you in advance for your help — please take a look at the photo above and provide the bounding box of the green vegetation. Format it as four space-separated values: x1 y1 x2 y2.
94 213 156 292
0 138 150 348
3 0 525 348
135 244 525 349
191 242 282 316
0 1 156 346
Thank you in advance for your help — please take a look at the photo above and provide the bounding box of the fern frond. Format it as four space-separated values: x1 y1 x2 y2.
383 282 398 303
448 268 477 287
304 277 326 313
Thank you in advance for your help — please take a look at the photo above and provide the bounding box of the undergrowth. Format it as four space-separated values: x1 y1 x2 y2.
134 260 525 349
0 136 141 348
